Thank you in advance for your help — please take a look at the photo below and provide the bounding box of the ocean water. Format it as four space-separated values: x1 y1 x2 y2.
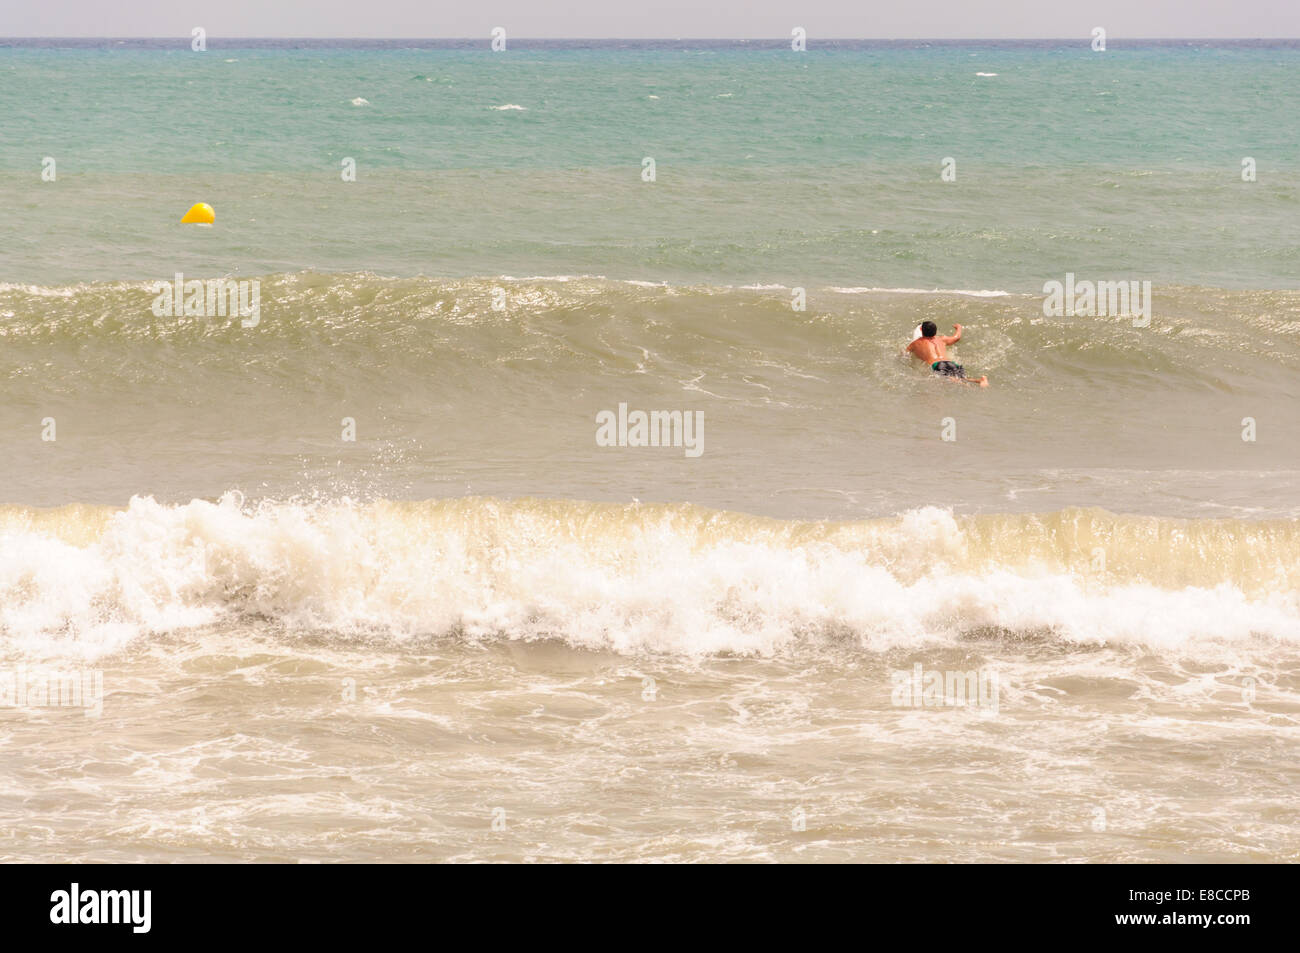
0 39 1298 863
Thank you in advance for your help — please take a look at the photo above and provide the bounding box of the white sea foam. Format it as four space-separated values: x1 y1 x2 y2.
1 495 1295 662
827 286 1013 297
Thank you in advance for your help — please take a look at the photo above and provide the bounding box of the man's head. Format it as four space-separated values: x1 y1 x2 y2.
920 321 937 338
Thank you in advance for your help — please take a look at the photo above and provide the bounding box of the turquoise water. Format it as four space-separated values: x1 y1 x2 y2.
6 40 1300 172
2 40 1299 287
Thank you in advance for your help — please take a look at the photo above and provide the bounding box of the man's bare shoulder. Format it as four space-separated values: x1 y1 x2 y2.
908 339 936 360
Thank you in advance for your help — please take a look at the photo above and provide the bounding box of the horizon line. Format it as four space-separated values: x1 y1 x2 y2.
3 35 1298 41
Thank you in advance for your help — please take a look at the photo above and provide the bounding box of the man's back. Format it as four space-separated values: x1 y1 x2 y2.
907 336 947 363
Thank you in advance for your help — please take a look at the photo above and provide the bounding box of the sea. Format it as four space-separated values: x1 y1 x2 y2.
0 38 1297 862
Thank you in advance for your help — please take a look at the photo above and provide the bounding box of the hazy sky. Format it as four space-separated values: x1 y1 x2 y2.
3 0 1297 39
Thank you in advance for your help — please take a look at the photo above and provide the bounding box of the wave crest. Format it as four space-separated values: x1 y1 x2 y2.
1 495 1296 659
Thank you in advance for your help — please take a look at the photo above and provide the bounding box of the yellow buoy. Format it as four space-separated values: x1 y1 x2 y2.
180 202 215 224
